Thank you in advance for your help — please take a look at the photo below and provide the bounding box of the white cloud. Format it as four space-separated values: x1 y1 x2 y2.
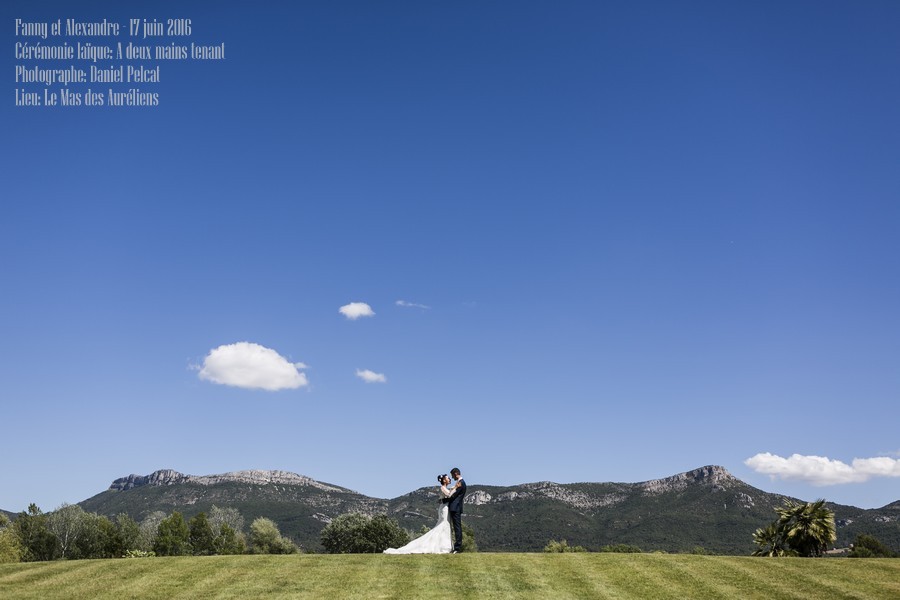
198 342 309 391
745 452 900 486
396 300 430 309
356 369 387 383
852 457 900 478
339 302 375 320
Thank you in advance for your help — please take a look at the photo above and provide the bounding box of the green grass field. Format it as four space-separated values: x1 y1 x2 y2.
1 554 898 599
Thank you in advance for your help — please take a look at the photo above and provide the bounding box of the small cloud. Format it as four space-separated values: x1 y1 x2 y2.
356 369 387 384
745 452 900 486
339 302 375 320
198 342 309 391
396 300 430 309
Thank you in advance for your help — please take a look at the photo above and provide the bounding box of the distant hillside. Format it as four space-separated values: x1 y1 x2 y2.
80 469 381 548
386 466 900 553
1 509 15 522
77 466 900 554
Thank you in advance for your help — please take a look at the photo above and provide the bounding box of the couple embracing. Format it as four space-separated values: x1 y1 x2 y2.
384 467 467 554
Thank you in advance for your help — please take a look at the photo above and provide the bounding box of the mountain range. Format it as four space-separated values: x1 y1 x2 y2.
17 465 900 554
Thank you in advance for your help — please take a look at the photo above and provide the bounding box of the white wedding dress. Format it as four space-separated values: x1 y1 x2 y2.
384 487 453 554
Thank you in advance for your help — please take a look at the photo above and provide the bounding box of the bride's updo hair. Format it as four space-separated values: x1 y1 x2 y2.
437 474 448 483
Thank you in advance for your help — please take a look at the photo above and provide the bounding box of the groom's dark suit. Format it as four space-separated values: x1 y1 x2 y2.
447 478 467 552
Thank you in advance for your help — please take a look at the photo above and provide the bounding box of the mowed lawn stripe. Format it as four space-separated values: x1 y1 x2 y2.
288 555 373 598
723 557 824 599
746 558 865 600
707 557 900 600
447 553 514 598
368 554 442 599
0 559 124 599
762 558 900 600
692 557 793 599
577 554 673 599
536 552 626 599
483 554 556 597
167 556 277 599
649 555 732 599
2 554 900 599
862 559 900 597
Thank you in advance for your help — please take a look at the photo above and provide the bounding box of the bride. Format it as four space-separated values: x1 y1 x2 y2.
384 474 456 554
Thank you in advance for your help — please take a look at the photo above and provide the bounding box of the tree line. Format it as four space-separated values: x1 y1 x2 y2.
0 503 299 562
4 499 892 561
0 505 475 561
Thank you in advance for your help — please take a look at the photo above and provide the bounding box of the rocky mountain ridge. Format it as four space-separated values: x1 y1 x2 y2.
107 464 736 500
109 469 351 493
460 465 739 511
638 465 735 494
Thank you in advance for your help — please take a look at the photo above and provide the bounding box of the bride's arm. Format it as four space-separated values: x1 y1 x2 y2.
440 485 452 498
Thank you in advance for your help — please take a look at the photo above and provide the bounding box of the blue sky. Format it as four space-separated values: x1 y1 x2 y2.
2 1 899 513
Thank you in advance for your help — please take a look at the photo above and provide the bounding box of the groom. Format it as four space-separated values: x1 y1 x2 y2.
447 467 467 553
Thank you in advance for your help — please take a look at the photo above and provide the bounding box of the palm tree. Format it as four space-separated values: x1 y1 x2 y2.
775 499 836 557
752 521 794 557
753 499 837 557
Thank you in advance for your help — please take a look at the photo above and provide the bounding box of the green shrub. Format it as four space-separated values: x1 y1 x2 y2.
461 523 478 553
848 534 897 558
214 523 246 555
600 544 642 553
249 518 297 554
320 513 409 554
544 539 586 553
